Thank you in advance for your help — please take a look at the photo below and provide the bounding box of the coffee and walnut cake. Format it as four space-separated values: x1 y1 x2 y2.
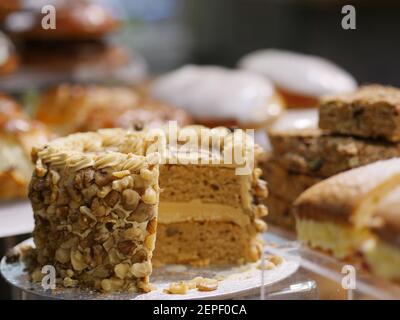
28 126 267 292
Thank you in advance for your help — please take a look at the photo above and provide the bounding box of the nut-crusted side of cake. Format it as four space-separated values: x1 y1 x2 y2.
28 129 160 293
153 126 268 266
269 128 400 178
319 85 400 142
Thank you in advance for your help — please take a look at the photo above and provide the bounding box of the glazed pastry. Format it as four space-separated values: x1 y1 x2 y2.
269 128 400 178
0 93 48 200
4 0 118 41
35 84 192 135
319 85 400 142
149 65 284 129
363 186 400 281
238 49 357 108
294 158 400 259
0 31 18 76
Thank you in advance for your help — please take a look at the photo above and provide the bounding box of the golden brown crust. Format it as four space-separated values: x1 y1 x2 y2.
35 84 193 135
294 158 400 224
319 85 400 142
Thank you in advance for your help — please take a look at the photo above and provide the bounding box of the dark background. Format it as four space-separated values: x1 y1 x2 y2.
108 0 400 85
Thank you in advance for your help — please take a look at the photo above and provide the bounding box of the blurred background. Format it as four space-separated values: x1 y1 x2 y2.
105 0 400 84
1 0 400 299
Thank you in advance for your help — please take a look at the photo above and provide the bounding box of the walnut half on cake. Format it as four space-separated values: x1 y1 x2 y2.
29 129 160 293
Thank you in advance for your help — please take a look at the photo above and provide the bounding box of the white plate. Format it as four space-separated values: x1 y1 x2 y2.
1 238 300 300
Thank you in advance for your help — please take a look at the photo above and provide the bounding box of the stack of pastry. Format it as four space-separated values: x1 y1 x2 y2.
263 85 400 230
294 85 400 280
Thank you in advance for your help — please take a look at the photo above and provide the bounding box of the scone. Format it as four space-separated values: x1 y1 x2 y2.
294 158 400 259
238 49 357 108
0 94 49 200
319 85 400 142
269 128 400 178
35 84 192 135
149 65 284 129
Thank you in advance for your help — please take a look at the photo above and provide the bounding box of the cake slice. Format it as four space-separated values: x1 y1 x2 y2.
294 158 400 259
29 129 160 293
269 128 400 178
319 85 400 142
363 186 400 280
28 126 267 292
153 126 268 266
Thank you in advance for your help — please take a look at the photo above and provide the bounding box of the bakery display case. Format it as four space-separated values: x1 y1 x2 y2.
1 0 400 301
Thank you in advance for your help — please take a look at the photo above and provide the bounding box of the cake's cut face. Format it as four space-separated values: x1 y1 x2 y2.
319 85 400 142
363 187 400 280
154 164 267 266
153 126 268 266
294 158 400 259
269 128 400 178
29 129 160 292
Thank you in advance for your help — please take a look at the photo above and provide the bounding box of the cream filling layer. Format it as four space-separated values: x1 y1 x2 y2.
296 218 370 259
158 199 250 227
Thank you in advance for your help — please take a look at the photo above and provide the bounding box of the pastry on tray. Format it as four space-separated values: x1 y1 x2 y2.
294 158 400 260
238 49 357 108
269 128 400 178
261 158 322 229
363 186 400 281
149 65 284 129
28 126 267 292
4 0 119 41
0 94 48 200
34 84 192 135
319 85 400 142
